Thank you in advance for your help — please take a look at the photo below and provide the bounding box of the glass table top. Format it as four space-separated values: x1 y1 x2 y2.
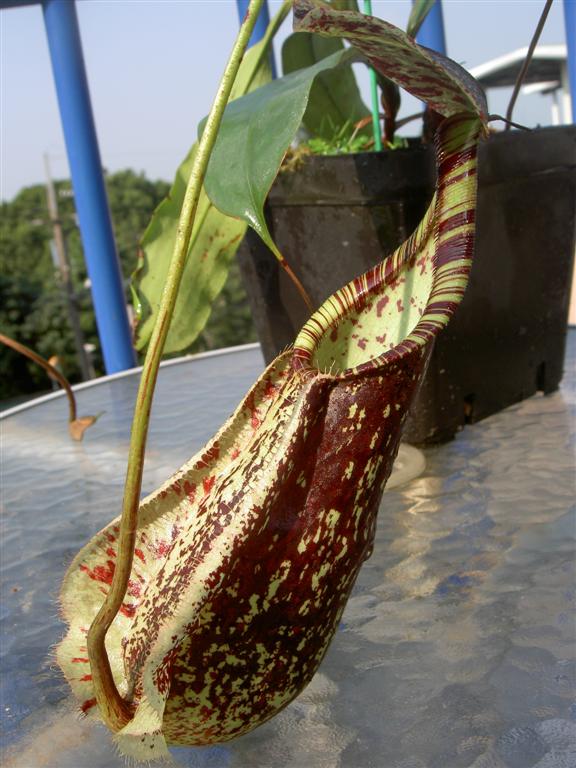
1 336 575 768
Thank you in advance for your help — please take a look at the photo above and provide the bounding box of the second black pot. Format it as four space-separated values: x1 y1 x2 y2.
238 126 576 443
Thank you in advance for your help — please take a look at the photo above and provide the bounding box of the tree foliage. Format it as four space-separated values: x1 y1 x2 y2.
0 170 256 404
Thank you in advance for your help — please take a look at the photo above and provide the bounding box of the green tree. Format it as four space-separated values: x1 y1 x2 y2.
0 169 256 404
188 259 257 354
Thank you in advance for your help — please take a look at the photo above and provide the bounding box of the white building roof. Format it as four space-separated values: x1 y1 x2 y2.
469 45 567 89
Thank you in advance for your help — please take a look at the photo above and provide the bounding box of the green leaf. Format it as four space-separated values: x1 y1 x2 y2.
203 47 356 259
132 37 272 354
204 0 486 265
406 0 436 38
281 32 370 140
328 0 359 10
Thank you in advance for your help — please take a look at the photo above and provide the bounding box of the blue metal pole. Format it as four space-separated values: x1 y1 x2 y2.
415 0 447 55
564 0 576 123
236 0 276 76
42 0 136 373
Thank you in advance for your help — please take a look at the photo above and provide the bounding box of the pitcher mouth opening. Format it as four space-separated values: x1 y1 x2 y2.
292 114 482 380
290 179 440 378
291 252 433 378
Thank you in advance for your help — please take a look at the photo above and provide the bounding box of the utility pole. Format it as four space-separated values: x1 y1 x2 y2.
44 153 92 381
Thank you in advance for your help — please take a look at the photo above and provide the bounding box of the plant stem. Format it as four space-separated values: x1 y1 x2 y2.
247 0 314 313
0 333 95 441
505 0 553 128
86 0 267 733
488 114 530 132
0 333 77 421
363 0 383 151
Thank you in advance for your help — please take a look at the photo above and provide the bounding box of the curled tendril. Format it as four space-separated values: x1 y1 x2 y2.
0 333 96 441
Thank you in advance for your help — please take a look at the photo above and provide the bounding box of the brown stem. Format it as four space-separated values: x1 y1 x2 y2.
283 261 314 313
488 114 531 132
505 0 554 128
0 333 95 441
395 110 425 129
350 115 373 143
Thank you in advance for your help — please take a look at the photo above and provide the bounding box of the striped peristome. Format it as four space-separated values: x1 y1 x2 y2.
57 113 483 761
293 116 480 374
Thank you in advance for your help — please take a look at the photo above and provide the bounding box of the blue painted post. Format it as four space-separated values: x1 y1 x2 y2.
564 0 576 123
42 0 136 373
415 0 447 55
236 0 276 76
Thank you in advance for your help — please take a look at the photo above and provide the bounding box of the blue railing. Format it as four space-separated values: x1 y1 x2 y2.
415 0 447 54
1 0 574 371
42 0 136 373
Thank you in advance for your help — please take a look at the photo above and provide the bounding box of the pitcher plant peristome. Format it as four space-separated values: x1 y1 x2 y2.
57 1 487 761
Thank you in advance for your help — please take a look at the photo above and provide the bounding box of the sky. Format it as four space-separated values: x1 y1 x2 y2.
0 0 570 202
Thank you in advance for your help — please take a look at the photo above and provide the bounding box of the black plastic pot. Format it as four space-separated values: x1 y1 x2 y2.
238 126 576 443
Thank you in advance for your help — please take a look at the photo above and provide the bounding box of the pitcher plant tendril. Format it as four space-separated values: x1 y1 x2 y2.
0 333 96 441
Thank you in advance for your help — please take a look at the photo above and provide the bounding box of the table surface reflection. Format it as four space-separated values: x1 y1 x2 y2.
1 336 575 768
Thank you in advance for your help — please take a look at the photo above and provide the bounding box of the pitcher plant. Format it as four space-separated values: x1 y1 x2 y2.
57 0 487 760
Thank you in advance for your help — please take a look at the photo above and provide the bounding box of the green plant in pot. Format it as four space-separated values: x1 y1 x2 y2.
130 0 432 456
134 0 576 446
131 0 436 360
232 0 575 445
56 0 492 760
